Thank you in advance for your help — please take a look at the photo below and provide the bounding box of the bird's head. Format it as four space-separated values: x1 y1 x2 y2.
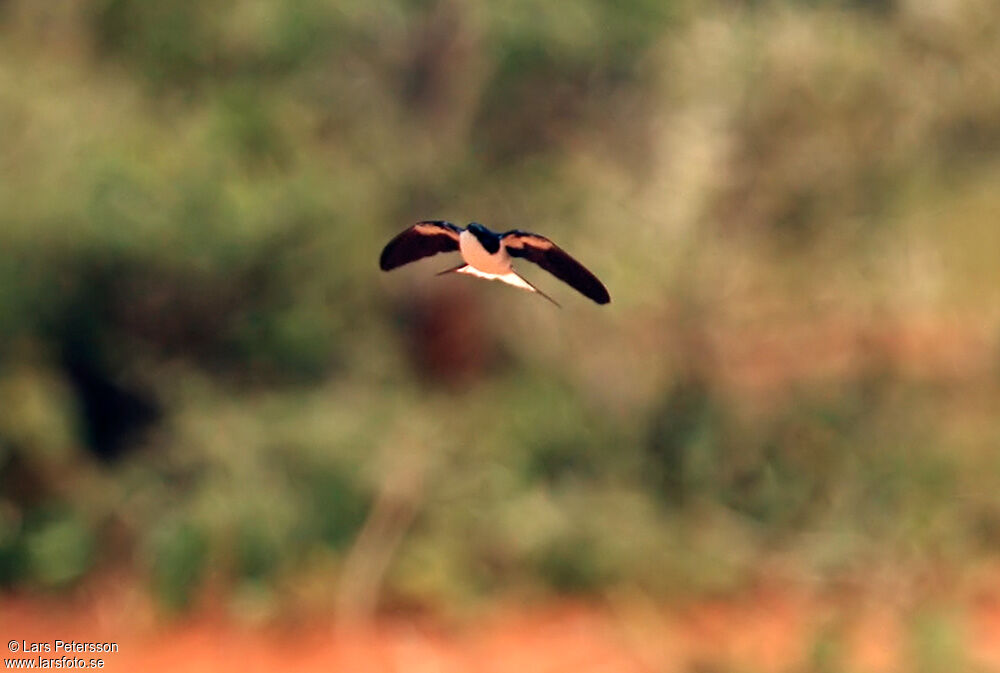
466 222 501 253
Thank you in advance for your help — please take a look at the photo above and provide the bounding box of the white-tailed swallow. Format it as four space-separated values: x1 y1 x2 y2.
379 221 610 306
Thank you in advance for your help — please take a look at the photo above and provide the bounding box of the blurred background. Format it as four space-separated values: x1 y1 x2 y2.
2 0 1000 670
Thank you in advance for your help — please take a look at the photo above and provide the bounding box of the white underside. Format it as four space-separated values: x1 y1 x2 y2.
459 230 511 275
454 230 541 294
455 265 536 293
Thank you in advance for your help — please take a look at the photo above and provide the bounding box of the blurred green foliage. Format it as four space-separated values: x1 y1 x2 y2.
909 607 967 673
22 507 95 589
148 517 207 610
1 0 999 614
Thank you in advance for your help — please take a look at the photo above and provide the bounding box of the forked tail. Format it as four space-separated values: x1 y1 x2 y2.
437 265 560 307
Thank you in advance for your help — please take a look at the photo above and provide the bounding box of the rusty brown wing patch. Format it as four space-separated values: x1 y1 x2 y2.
502 231 610 305
379 221 462 271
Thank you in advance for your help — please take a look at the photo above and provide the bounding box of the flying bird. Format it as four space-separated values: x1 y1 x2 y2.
379 221 610 306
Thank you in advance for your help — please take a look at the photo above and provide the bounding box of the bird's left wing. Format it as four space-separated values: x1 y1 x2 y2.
379 221 462 271
502 230 610 305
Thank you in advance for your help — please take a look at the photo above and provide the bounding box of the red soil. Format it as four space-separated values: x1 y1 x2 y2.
4 583 1000 673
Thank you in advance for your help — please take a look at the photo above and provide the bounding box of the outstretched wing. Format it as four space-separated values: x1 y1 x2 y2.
379 221 462 271
502 230 610 305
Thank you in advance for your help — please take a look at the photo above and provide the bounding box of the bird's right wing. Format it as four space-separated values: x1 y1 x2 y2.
379 221 462 271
